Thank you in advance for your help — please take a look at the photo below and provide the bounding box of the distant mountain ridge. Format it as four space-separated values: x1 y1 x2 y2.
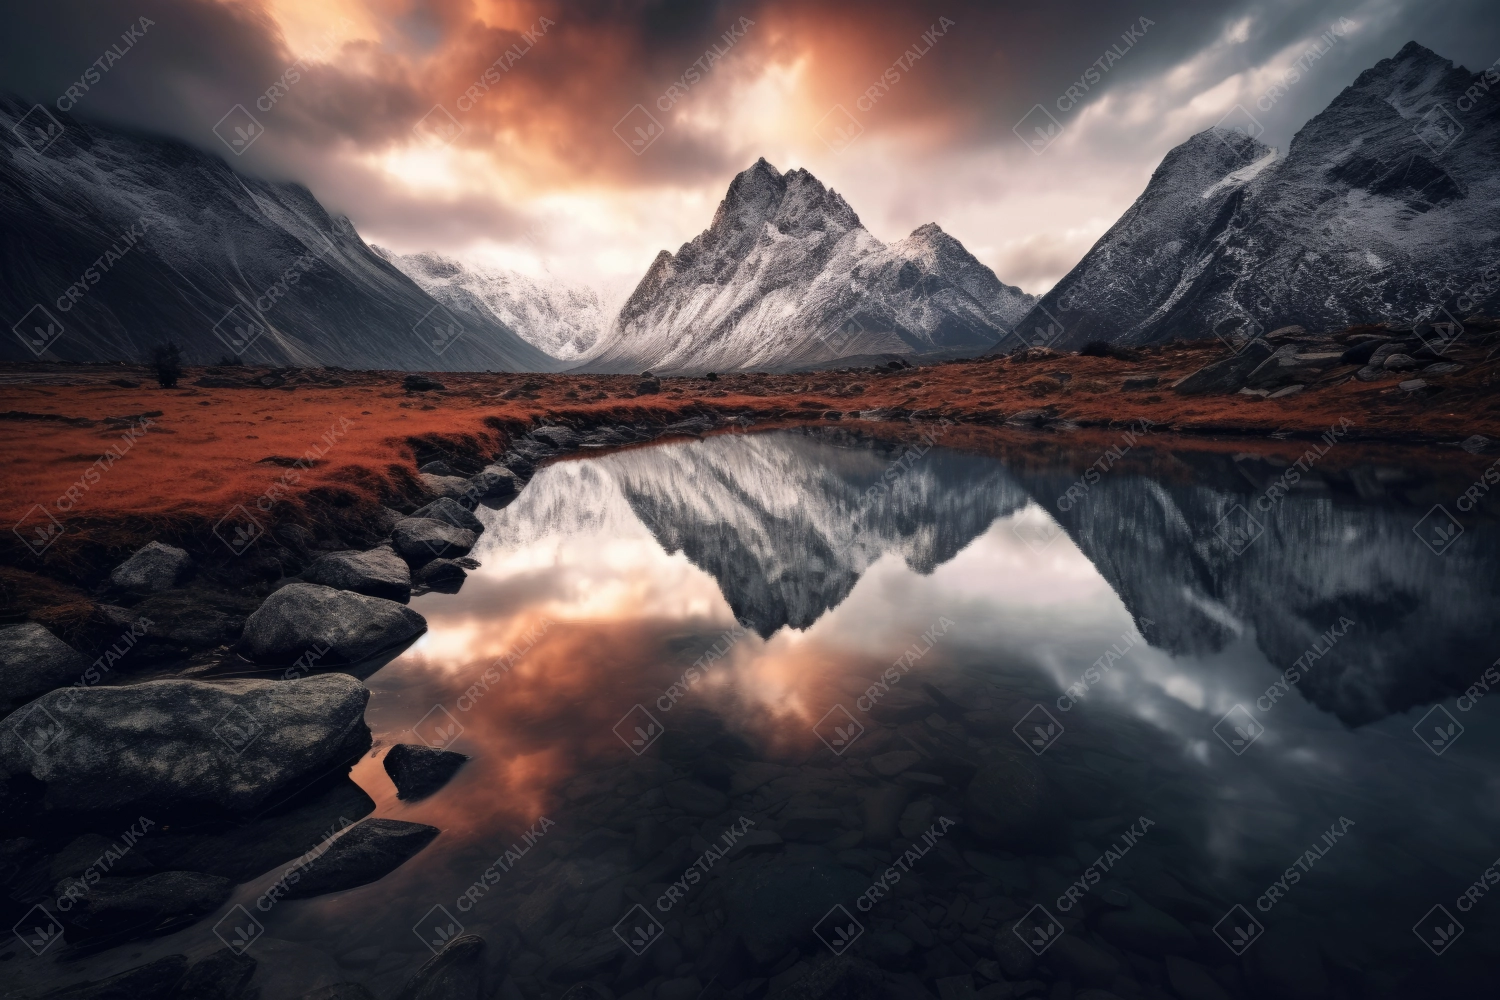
374 249 607 361
1010 42 1500 351
579 158 1034 373
0 95 556 371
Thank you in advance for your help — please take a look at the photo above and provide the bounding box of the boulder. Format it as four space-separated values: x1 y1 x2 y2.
1172 340 1275 395
403 374 445 392
390 933 486 1000
419 474 478 502
57 870 233 944
384 744 470 800
414 558 467 591
964 751 1057 849
241 582 426 665
0 675 371 816
1243 346 1345 389
0 622 88 714
392 518 477 564
417 460 455 476
109 541 193 593
471 465 521 499
1382 353 1418 370
410 497 484 534
115 590 257 656
282 818 439 899
303 548 412 602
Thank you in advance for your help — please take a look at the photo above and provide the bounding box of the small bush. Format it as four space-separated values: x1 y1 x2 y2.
1079 340 1143 361
150 342 183 388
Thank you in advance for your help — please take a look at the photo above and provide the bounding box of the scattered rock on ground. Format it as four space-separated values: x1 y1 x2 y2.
109 541 194 594
384 744 470 800
58 870 233 945
282 818 439 899
0 622 88 714
965 751 1056 849
1172 340 1274 395
0 675 370 816
391 518 477 564
402 375 444 393
303 548 412 602
241 582 426 664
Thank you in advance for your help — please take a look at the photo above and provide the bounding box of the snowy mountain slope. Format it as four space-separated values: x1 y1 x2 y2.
579 159 1035 374
1011 42 1500 351
0 95 557 371
374 249 606 361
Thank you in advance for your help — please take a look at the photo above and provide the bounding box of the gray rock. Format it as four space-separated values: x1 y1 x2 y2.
965 751 1057 848
392 518 477 564
1243 346 1344 390
413 558 467 591
1354 364 1388 381
418 473 478 502
410 497 484 534
241 582 426 665
664 779 728 816
0 675 370 815
303 548 412 602
1095 899 1195 955
283 818 439 899
384 744 470 800
0 622 88 714
417 460 455 476
58 870 233 944
1382 353 1418 370
471 465 520 499
109 541 193 593
391 933 485 1000
1172 339 1274 395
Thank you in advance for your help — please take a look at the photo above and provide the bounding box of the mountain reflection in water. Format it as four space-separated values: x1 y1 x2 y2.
245 430 1499 997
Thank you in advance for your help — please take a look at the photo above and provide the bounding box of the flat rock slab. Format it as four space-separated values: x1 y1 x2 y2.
303 548 412 602
283 818 439 899
109 541 193 593
411 497 484 534
384 744 470 800
0 622 88 714
1172 339 1274 395
0 675 370 816
58 870 233 945
392 518 477 564
418 473 478 502
241 582 426 665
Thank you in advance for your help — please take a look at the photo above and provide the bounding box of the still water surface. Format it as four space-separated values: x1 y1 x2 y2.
234 429 1499 998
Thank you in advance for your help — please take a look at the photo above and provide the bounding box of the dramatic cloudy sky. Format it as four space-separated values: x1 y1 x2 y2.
4 0 1498 299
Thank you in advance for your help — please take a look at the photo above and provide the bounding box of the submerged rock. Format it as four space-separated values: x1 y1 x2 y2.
240 582 426 664
384 744 470 800
390 933 486 1000
303 547 412 602
109 541 193 594
0 675 370 816
57 870 233 945
964 751 1057 849
392 518 478 564
0 622 88 714
282 818 439 899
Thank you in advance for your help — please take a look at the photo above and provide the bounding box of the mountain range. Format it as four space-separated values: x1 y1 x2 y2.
4 42 1496 371
579 158 1036 373
1012 41 1500 351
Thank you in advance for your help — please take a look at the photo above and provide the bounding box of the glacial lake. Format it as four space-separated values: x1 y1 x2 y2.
39 428 1500 999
